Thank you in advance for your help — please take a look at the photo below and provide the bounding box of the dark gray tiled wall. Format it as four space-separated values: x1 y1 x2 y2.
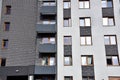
0 0 37 66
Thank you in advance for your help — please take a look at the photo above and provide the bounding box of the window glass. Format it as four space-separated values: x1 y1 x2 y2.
103 18 108 25
107 1 112 7
84 1 89 8
104 36 110 45
102 1 107 7
112 56 119 65
64 77 72 80
86 37 91 45
88 57 92 65
64 36 72 45
80 19 85 26
5 22 10 31
108 18 114 25
64 19 69 27
6 6 11 14
81 37 85 45
50 2 56 6
42 57 48 65
82 57 87 65
50 38 55 44
43 2 49 6
110 36 116 45
79 2 84 8
64 56 72 65
107 56 112 65
43 21 49 24
85 18 90 26
64 2 70 9
42 38 49 44
50 57 55 65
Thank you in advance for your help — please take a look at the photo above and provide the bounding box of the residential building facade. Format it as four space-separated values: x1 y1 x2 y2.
0 0 120 80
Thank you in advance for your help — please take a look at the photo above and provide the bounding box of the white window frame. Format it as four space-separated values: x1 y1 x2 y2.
80 18 91 27
106 56 119 66
104 35 116 45
79 0 90 9
64 18 71 27
64 56 72 66
80 36 92 45
103 17 114 26
64 2 71 9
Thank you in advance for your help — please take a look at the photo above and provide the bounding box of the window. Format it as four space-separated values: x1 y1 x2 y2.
4 22 10 31
64 36 72 45
0 58 6 66
104 35 116 45
103 17 114 26
109 77 120 80
81 55 93 66
42 20 56 24
79 0 90 9
2 39 8 49
106 56 119 66
64 18 71 27
43 1 56 6
101 0 113 8
40 37 55 44
80 36 92 45
82 76 94 80
64 76 73 80
40 55 55 66
5 5 11 14
79 18 91 27
64 2 70 9
64 56 72 66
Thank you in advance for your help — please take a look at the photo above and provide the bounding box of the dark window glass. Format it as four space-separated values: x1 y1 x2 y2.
107 58 112 65
6 6 11 14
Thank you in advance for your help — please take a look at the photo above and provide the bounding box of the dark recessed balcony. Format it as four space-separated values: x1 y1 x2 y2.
40 6 56 15
38 44 56 53
34 66 56 74
102 8 114 17
36 23 56 33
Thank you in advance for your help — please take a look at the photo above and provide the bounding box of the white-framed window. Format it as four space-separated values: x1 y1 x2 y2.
40 37 55 44
64 36 72 45
80 17 91 27
104 35 116 45
64 18 71 27
64 2 71 9
64 56 72 66
43 1 56 6
64 76 73 80
103 17 114 26
80 36 92 45
79 0 90 9
42 20 56 24
106 56 119 66
81 55 93 66
41 56 55 66
101 0 113 8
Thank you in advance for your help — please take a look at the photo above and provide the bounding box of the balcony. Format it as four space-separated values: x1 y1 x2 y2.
102 8 114 17
34 66 56 74
38 44 56 53
105 45 118 56
36 23 56 33
82 66 94 76
40 6 56 15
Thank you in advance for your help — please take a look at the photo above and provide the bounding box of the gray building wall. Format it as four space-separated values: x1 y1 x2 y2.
0 0 37 66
